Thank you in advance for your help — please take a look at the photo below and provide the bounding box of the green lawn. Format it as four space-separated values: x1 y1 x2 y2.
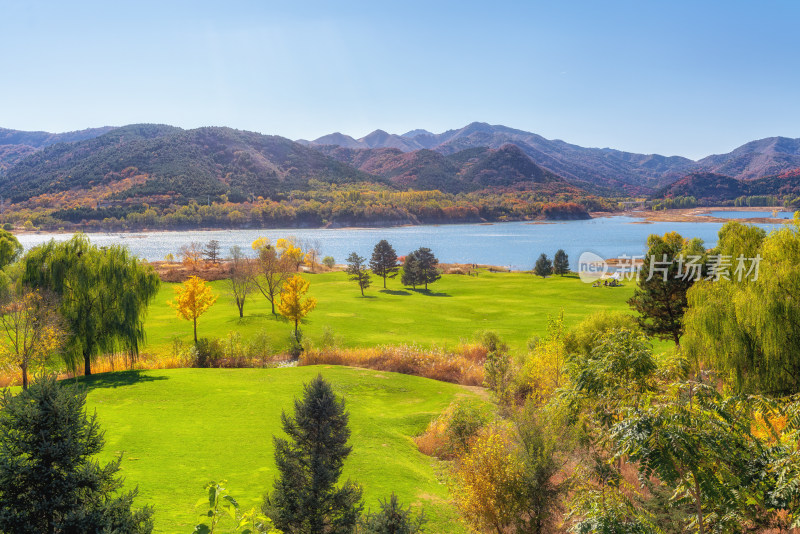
144 271 639 355
83 366 484 533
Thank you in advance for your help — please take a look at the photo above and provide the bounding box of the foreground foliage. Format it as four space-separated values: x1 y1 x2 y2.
0 375 153 533
263 374 363 533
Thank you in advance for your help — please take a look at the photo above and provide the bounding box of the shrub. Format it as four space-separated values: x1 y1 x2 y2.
193 337 224 368
360 493 426 534
415 400 492 459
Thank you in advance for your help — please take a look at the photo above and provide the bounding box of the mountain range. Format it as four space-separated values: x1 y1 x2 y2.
1 122 800 204
300 122 800 194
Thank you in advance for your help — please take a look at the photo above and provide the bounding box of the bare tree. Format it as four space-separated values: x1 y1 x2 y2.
227 246 255 318
301 237 322 273
180 242 204 271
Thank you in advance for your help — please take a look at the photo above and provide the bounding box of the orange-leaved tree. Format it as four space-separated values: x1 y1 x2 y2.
277 275 316 342
169 276 217 343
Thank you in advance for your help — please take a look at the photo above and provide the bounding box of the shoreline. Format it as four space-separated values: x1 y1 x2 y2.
12 207 795 238
597 206 796 224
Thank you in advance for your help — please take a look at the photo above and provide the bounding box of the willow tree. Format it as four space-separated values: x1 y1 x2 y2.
22 234 160 376
684 218 800 395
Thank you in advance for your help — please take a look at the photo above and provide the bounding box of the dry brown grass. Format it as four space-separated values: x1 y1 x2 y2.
299 344 487 386
148 261 230 283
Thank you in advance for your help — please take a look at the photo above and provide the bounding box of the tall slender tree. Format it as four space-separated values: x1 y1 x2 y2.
553 249 570 275
227 245 254 318
22 234 160 376
346 252 372 296
170 276 217 343
369 240 399 289
534 253 552 278
277 276 317 342
401 253 420 289
414 247 441 290
263 374 363 533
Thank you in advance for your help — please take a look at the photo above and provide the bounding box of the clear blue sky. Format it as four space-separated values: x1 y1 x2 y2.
1 0 798 159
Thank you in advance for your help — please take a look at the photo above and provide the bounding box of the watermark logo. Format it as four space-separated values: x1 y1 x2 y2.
578 252 608 284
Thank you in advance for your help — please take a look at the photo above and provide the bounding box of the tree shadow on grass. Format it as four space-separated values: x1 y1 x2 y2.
379 289 411 296
359 295 378 299
68 370 169 392
410 288 452 297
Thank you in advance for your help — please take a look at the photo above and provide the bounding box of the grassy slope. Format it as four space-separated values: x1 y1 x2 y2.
144 271 640 355
84 366 483 533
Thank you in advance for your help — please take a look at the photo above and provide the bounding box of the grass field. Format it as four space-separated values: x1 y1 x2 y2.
143 270 638 356
83 366 484 533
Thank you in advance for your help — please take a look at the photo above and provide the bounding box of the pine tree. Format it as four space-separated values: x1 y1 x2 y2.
553 249 570 275
346 252 372 296
263 374 363 533
360 493 426 534
369 240 400 289
628 232 701 346
534 254 552 278
401 253 420 289
413 248 441 290
0 375 153 534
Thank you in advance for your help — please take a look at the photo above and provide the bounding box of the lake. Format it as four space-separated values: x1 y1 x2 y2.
15 216 790 270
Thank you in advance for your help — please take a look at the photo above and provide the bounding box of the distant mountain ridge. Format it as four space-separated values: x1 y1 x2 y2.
656 169 800 203
3 122 800 201
0 124 580 205
302 122 800 194
0 126 116 171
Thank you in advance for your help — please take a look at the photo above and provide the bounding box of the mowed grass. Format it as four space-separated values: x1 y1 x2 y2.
83 366 484 533
144 271 637 355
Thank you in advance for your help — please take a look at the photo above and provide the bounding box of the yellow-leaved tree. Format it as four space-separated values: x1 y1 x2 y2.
0 288 64 389
169 276 217 343
276 238 306 272
277 275 316 342
451 423 524 533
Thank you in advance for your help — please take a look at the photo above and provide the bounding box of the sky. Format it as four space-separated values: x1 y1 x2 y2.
1 0 798 160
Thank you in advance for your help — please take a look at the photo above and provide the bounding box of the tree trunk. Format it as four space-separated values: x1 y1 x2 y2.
271 297 276 316
21 363 28 389
84 349 92 376
360 282 364 296
383 275 386 289
694 478 704 534
193 316 198 343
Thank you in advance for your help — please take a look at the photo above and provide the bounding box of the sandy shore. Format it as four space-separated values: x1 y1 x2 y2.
591 206 795 224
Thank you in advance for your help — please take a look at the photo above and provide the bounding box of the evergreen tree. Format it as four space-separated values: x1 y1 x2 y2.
369 240 400 289
534 254 552 278
628 232 702 346
413 248 441 290
401 253 420 289
553 249 570 275
263 374 363 533
346 252 372 296
203 239 221 264
360 493 426 534
0 375 153 534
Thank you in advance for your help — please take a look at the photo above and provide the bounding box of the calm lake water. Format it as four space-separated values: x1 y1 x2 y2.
16 216 790 270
